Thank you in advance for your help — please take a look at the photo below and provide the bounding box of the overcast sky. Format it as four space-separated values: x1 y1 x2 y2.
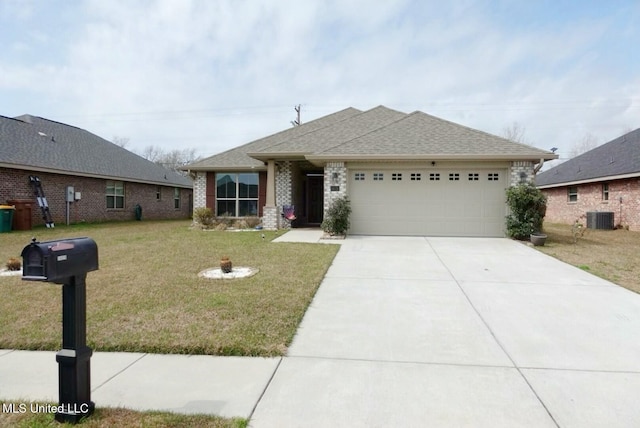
2 0 638 166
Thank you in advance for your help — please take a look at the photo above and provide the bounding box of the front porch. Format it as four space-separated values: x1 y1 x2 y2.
263 160 330 230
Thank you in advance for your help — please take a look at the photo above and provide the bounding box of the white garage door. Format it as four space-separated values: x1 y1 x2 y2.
349 168 508 237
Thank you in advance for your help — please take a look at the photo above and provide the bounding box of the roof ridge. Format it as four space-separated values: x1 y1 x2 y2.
314 107 410 154
193 107 362 164
14 114 85 131
254 105 406 154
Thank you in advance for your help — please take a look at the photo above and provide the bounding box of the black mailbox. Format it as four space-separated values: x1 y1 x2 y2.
21 236 99 423
21 237 98 284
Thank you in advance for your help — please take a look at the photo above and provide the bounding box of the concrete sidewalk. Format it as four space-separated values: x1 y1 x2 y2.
2 236 640 427
0 350 279 418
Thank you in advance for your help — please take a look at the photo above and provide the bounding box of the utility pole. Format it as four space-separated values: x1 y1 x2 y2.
291 104 301 127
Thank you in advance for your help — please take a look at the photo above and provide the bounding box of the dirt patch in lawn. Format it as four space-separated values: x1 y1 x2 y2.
534 222 640 294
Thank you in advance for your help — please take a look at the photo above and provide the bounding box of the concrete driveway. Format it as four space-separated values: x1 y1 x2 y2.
251 236 640 427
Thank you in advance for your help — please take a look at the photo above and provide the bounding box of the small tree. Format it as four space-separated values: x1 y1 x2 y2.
321 196 351 236
505 183 547 240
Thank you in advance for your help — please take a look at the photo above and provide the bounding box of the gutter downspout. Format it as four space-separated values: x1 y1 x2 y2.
533 158 545 174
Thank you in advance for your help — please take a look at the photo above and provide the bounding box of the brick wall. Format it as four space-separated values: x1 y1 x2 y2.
193 172 207 210
510 161 535 186
1 168 192 226
541 178 640 231
324 162 347 216
275 161 292 228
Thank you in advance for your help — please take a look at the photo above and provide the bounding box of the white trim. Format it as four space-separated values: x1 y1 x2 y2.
537 172 640 189
1 163 192 188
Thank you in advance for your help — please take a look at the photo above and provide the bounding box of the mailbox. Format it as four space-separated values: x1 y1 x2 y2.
21 236 99 423
21 237 98 284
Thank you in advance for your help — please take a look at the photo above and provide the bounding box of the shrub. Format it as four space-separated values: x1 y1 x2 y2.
6 257 21 271
244 216 261 228
193 207 215 228
505 183 547 240
321 196 351 236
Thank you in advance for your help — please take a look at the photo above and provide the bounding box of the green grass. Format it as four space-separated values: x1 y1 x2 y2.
0 220 339 356
535 222 640 294
0 401 246 427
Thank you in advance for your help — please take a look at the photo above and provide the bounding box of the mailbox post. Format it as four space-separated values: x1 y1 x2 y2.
21 237 99 424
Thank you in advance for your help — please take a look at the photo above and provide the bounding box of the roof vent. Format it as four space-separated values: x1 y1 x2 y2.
609 157 614 164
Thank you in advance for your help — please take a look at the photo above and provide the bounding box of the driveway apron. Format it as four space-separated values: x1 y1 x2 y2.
250 236 640 428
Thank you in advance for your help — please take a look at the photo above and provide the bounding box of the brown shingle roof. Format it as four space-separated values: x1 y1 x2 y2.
183 106 556 169
184 107 362 170
312 111 555 159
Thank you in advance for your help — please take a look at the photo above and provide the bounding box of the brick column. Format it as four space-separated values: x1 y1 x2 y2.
275 161 292 228
510 161 534 186
193 172 207 210
324 162 348 216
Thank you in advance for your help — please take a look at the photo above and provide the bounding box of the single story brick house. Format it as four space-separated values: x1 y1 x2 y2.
0 115 192 227
183 106 556 237
536 128 640 231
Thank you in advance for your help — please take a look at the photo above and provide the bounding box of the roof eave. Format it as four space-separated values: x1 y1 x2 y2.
305 153 558 164
1 163 193 188
246 151 309 161
537 171 640 189
181 165 267 172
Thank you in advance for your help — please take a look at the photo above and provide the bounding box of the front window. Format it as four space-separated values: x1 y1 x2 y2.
602 183 609 201
106 181 124 209
568 186 578 202
216 173 258 216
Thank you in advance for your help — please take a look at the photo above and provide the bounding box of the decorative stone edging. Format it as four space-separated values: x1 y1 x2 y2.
197 267 259 280
0 268 22 277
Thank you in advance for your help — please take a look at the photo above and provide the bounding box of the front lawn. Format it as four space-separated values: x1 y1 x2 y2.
0 401 246 427
534 222 640 294
0 220 339 356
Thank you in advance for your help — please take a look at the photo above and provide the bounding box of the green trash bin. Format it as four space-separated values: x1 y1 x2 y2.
0 205 16 233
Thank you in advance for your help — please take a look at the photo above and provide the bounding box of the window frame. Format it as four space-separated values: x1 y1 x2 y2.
174 188 181 209
106 180 125 209
602 183 609 201
567 186 578 203
215 172 259 217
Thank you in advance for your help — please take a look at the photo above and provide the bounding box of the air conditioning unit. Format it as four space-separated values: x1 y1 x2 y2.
586 212 614 230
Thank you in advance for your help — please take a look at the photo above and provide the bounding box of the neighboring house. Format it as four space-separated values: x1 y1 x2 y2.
183 106 556 237
0 115 192 227
536 128 640 231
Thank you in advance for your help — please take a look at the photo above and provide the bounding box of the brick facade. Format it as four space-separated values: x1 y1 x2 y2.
323 162 348 216
193 171 207 210
1 168 192 226
541 178 640 231
510 161 535 186
275 161 293 228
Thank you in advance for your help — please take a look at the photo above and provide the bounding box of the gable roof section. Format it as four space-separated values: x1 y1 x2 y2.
307 110 556 162
0 115 191 187
248 106 407 160
184 107 363 170
536 128 640 188
183 106 556 170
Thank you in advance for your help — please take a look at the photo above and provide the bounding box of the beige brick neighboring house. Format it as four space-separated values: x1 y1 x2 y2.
0 115 192 227
536 128 640 231
183 106 557 237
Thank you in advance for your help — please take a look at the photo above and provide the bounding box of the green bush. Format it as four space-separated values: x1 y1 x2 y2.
193 207 214 227
321 196 352 235
505 183 547 240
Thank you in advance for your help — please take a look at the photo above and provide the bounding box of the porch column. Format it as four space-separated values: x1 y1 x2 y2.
266 160 276 206
263 160 278 230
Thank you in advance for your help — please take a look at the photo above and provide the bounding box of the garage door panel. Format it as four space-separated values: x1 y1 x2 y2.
349 168 507 237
